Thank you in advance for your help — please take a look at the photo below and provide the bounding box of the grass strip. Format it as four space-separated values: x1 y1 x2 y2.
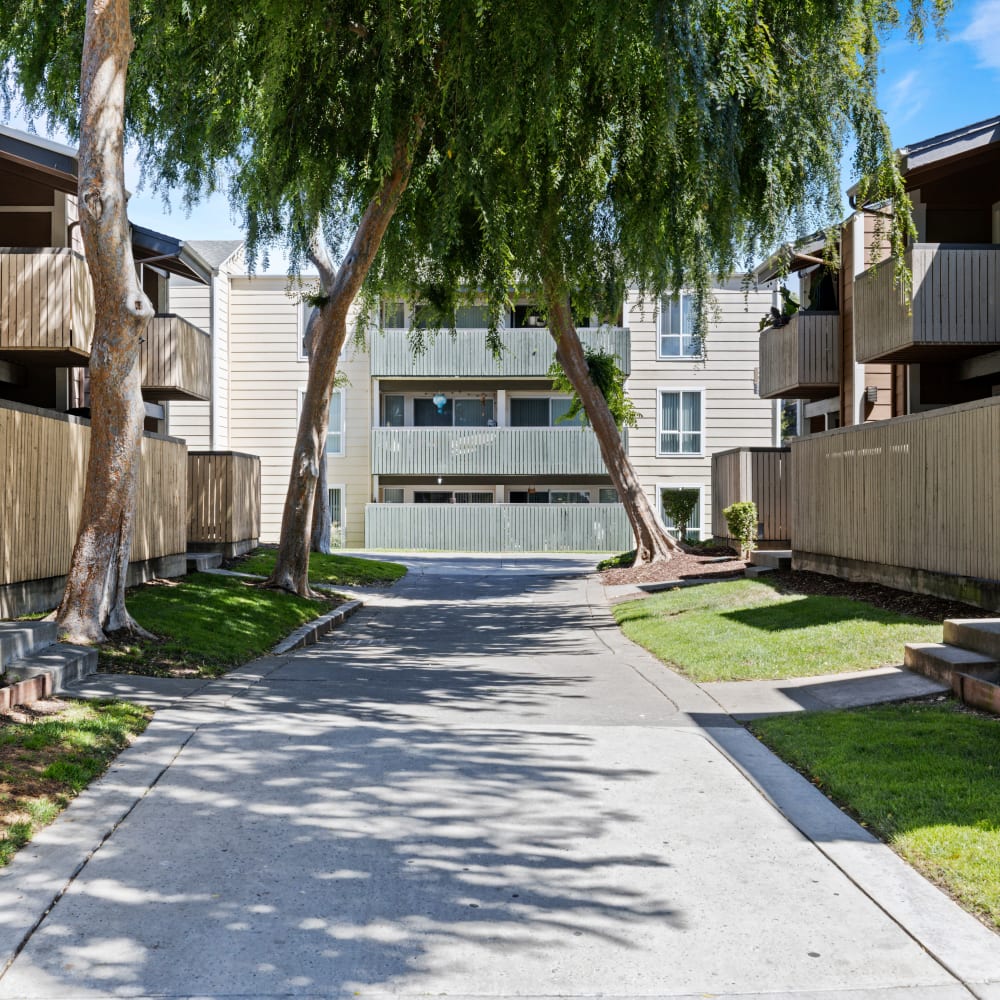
235 549 407 586
751 702 1000 929
0 699 150 866
614 578 941 681
101 572 333 677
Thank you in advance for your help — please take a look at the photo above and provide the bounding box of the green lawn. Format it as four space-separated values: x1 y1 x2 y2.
236 549 407 586
614 578 941 682
101 572 332 677
751 702 1000 929
1 699 149 866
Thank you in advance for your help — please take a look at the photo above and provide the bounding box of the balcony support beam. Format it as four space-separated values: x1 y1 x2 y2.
957 349 1000 382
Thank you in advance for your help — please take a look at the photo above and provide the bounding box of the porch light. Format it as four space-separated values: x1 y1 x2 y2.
432 392 447 412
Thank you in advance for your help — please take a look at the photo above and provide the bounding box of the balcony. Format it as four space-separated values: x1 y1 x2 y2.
366 502 631 552
758 311 839 399
855 244 1000 363
370 326 630 378
371 426 610 477
140 314 211 401
0 249 94 364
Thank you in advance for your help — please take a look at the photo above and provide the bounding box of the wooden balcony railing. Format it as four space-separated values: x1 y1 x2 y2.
370 326 631 377
855 244 1000 363
0 249 94 364
141 314 211 401
365 502 632 552
758 312 839 399
371 426 611 477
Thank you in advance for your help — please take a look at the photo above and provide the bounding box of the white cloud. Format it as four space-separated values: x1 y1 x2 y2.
885 68 927 124
959 0 1000 73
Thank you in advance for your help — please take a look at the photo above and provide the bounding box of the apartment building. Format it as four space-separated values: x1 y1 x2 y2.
751 114 1000 607
0 126 258 617
168 274 776 551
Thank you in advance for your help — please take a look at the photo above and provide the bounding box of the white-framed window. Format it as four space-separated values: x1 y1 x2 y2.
329 484 346 547
298 387 345 456
658 292 699 359
299 300 319 361
658 388 703 455
598 487 619 504
327 388 345 456
382 487 405 504
657 483 703 542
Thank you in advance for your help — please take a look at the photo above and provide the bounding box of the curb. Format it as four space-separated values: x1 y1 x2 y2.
271 599 364 655
1 644 98 712
0 673 52 711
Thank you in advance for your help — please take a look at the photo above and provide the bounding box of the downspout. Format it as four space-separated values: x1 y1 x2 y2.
208 270 217 450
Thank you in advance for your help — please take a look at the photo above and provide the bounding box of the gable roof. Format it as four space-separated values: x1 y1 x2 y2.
184 240 244 272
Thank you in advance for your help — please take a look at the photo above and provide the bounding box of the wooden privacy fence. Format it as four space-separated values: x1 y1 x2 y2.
366 503 632 552
187 451 261 546
792 396 1000 582
0 400 186 587
712 447 791 544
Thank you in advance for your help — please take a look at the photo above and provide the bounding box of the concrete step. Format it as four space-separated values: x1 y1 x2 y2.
0 621 58 671
745 565 775 578
903 642 999 686
4 643 98 692
186 552 223 572
943 618 1000 660
749 550 791 571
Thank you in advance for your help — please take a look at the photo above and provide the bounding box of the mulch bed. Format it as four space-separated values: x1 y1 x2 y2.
600 549 747 586
764 569 988 623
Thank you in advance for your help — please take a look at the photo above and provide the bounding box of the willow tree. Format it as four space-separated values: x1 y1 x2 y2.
367 0 947 564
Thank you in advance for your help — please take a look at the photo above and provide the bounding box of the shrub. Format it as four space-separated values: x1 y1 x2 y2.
661 489 700 543
723 501 758 560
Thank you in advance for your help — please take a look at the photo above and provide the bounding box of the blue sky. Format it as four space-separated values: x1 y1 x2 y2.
5 0 999 274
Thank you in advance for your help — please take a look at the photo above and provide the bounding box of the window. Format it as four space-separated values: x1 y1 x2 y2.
382 487 405 504
598 487 619 504
383 395 405 427
299 301 319 360
551 490 590 504
412 396 495 427
658 389 702 455
327 389 345 456
510 396 582 427
414 491 494 504
659 293 699 358
329 486 345 547
455 304 491 327
659 485 702 542
381 301 405 327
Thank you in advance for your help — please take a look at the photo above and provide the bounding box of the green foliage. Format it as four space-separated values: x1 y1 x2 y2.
597 549 637 571
237 549 407 586
661 489 700 542
752 702 1000 928
0 700 149 867
613 578 941 682
100 573 333 677
548 349 637 430
723 501 759 559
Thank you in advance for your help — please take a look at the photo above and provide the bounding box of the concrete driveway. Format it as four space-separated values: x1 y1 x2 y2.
0 558 997 999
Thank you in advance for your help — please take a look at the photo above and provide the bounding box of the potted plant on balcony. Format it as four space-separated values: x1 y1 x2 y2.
758 285 800 331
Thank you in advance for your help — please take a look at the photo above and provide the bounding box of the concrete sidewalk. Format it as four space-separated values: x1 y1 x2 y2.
0 558 996 999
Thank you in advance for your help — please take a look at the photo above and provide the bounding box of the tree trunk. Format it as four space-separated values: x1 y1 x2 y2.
266 130 420 595
310 454 331 554
56 0 155 644
542 272 679 564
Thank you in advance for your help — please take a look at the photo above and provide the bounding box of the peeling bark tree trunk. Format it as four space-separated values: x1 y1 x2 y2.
542 272 679 564
55 0 155 644
266 131 420 595
310 443 331 554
